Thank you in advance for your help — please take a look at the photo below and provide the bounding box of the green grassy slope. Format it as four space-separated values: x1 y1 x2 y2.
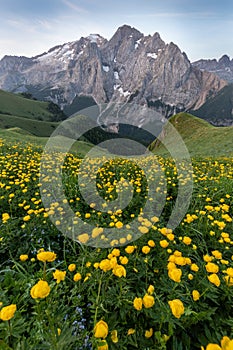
150 112 233 157
0 114 58 137
0 90 54 120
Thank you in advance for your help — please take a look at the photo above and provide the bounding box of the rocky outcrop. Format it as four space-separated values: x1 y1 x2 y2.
0 25 227 127
192 55 233 83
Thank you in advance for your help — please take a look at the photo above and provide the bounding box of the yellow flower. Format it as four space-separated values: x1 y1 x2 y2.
221 336 233 350
138 226 149 234
57 328 61 336
92 227 104 238
203 255 213 262
30 280 51 299
147 285 154 295
208 273 220 287
168 299 185 318
133 297 143 311
94 320 108 338
168 268 182 283
192 290 200 301
68 263 76 272
205 262 219 273
125 246 135 254
0 304 17 321
142 246 150 254
97 340 108 350
145 328 153 338
183 236 192 245
119 256 128 265
53 270 66 284
225 267 233 277
211 250 222 259
37 251 57 262
224 275 233 286
111 330 118 343
111 248 120 257
20 254 28 262
2 213 10 223
143 294 155 308
78 233 89 244
127 328 135 335
174 256 186 266
160 240 169 248
148 240 155 247
99 259 112 272
190 263 199 272
73 272 82 282
23 215 31 222
112 265 126 278
205 344 221 350
115 221 123 229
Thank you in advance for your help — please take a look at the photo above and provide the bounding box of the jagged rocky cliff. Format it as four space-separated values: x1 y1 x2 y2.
192 55 233 83
0 25 227 127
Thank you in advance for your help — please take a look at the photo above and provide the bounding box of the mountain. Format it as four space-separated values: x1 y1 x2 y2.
190 84 233 126
192 55 233 83
0 25 227 129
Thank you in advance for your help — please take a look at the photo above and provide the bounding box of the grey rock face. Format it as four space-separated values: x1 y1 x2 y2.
192 55 233 83
0 25 227 127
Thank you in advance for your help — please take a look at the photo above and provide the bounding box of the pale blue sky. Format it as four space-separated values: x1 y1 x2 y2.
0 0 232 61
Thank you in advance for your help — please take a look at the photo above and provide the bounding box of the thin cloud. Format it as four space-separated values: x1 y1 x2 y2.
62 0 88 14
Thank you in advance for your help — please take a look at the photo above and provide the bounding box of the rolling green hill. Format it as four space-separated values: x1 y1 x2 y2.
0 113 59 137
150 112 233 157
0 89 65 122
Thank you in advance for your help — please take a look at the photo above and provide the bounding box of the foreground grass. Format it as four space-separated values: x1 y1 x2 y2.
0 138 233 349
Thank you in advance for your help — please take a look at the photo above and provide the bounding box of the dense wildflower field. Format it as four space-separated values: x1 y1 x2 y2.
0 139 233 350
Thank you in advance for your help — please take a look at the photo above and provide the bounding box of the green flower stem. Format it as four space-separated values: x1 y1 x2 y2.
94 271 103 326
7 320 12 347
43 261 47 280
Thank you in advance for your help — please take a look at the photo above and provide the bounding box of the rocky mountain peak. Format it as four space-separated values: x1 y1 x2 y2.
192 54 233 83
0 24 227 127
219 54 231 66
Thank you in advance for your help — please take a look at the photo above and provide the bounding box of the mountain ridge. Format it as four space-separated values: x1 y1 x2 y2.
0 24 227 128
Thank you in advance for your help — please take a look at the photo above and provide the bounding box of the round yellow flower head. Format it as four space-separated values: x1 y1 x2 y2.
192 290 200 301
147 285 154 295
99 259 112 272
73 272 82 282
208 273 220 287
125 245 135 254
94 320 108 338
168 299 185 318
142 246 150 254
112 265 126 278
37 251 57 262
20 254 28 262
133 297 143 311
143 294 155 308
53 270 66 284
68 263 76 272
0 304 17 321
30 280 51 299
168 268 182 283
